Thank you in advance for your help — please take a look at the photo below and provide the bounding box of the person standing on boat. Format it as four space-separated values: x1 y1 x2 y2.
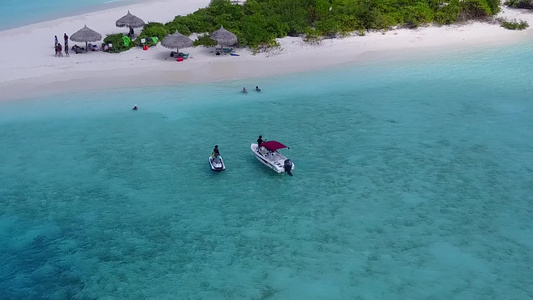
212 145 220 157
257 135 264 145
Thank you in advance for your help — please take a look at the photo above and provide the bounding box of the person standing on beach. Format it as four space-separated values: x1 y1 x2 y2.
54 35 58 47
63 33 69 57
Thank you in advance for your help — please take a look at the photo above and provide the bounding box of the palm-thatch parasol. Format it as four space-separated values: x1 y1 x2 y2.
70 25 102 52
116 11 145 36
210 26 237 46
161 31 193 56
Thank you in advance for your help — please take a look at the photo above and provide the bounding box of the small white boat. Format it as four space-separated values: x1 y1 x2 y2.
209 155 226 171
251 141 294 175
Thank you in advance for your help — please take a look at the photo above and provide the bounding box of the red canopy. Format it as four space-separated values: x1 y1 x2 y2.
261 141 288 151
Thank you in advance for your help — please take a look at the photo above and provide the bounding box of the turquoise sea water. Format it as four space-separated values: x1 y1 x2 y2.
1 44 533 299
0 0 136 30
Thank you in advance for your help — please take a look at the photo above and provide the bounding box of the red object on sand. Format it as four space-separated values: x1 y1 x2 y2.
143 45 148 50
177 57 184 62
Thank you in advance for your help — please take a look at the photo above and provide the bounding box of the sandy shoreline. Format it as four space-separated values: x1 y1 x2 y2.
1 0 532 102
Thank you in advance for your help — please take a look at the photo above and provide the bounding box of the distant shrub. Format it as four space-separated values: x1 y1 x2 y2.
314 18 342 36
193 34 217 47
371 12 400 30
136 22 168 46
103 34 133 53
303 28 321 44
504 0 533 8
334 15 365 33
459 0 493 20
165 21 191 36
127 0 507 51
434 1 462 25
402 3 434 28
486 0 501 14
498 18 529 30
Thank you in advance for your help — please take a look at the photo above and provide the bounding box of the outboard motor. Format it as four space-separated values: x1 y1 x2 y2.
284 159 293 176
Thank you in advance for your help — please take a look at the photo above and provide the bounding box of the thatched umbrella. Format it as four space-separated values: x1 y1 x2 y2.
70 25 102 52
161 31 193 56
210 26 237 46
116 11 145 36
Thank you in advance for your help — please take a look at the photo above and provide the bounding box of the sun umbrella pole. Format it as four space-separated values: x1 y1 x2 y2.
86 41 88 52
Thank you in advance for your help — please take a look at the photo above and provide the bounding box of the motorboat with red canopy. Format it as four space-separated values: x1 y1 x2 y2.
251 140 294 175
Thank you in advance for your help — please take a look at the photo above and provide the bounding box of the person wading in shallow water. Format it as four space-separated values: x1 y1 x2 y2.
133 104 138 110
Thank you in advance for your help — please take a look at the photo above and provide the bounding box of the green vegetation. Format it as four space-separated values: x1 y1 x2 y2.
129 0 507 52
160 0 502 47
193 34 218 47
135 22 168 46
504 0 533 9
103 34 133 53
498 18 529 30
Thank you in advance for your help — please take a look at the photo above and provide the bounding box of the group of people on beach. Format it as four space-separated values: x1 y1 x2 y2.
55 33 69 57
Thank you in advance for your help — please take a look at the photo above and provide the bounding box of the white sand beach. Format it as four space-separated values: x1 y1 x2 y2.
0 0 532 101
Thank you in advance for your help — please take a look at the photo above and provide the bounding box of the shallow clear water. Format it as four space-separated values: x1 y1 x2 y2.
1 44 532 299
0 0 136 30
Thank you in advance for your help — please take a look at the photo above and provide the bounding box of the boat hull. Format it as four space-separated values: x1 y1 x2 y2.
251 143 294 174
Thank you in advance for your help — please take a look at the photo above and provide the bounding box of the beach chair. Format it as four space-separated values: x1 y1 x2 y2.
170 52 189 59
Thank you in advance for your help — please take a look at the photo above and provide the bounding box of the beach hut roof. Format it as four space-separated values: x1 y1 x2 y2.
116 11 145 28
70 25 102 42
210 26 237 46
161 31 193 49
